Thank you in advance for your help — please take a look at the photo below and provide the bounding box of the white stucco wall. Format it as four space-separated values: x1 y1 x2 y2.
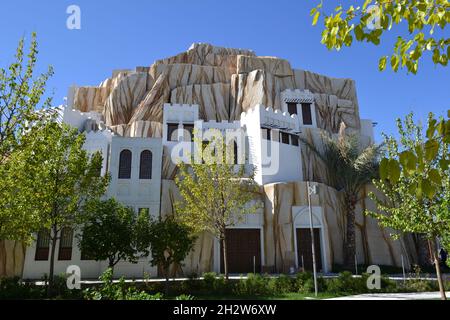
241 104 302 185
108 136 162 216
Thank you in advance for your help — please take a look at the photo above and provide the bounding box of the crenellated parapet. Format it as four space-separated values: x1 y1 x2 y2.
241 104 299 133
163 103 199 124
195 119 241 132
62 105 104 131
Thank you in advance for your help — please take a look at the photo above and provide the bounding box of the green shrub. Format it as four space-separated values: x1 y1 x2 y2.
326 271 368 294
198 272 232 295
294 272 313 293
233 274 270 296
51 273 83 299
403 279 436 292
267 274 293 294
0 277 44 299
83 268 162 300
124 290 162 300
213 274 231 294
202 272 217 289
379 275 398 292
181 273 202 293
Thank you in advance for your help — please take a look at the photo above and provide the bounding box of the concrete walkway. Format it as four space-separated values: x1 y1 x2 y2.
328 291 450 300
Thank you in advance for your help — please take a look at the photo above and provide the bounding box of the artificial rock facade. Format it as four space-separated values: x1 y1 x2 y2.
2 44 419 279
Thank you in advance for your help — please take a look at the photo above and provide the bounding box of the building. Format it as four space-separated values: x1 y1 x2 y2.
18 44 419 280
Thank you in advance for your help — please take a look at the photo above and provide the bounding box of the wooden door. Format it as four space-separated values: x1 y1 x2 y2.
296 228 322 271
221 229 261 274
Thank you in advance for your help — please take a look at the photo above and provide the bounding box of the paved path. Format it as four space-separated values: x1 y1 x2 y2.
328 291 450 300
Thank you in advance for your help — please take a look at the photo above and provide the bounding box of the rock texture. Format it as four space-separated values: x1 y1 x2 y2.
236 55 293 76
0 240 26 277
104 72 149 126
69 43 361 133
171 83 230 121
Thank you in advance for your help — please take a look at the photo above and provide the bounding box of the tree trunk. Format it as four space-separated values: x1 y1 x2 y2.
108 258 116 276
47 225 58 297
429 240 447 300
164 266 170 297
415 234 432 268
222 237 229 280
344 194 356 271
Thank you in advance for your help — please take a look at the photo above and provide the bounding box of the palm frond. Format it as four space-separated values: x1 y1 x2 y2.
300 125 382 193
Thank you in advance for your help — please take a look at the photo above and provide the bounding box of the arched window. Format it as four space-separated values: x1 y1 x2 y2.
118 149 132 179
139 150 152 179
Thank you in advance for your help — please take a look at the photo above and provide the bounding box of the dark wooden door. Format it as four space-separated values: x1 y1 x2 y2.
296 228 322 271
221 229 261 274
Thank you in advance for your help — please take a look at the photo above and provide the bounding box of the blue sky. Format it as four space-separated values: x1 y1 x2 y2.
0 0 448 142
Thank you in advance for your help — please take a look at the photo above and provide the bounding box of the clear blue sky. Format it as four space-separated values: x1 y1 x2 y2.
1 0 448 141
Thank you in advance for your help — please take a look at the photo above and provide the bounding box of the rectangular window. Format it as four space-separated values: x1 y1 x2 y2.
287 102 298 115
281 132 290 144
261 128 271 140
291 134 299 146
301 103 313 125
35 230 50 261
167 123 179 142
183 124 194 142
58 227 73 261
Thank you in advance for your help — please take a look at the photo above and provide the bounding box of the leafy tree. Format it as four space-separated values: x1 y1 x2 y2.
367 112 449 300
175 131 260 279
301 123 381 270
78 198 147 272
0 32 53 163
140 216 196 295
6 122 109 295
311 0 449 73
0 33 53 241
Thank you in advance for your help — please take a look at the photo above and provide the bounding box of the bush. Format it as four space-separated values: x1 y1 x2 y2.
294 272 313 293
83 268 162 300
202 272 217 289
51 273 83 299
326 272 369 294
0 277 44 300
233 274 270 296
267 274 293 294
198 272 231 294
180 273 202 293
402 279 436 293
213 274 230 294
124 290 162 300
327 272 356 294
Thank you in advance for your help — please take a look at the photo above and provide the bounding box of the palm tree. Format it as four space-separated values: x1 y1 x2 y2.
301 123 381 270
